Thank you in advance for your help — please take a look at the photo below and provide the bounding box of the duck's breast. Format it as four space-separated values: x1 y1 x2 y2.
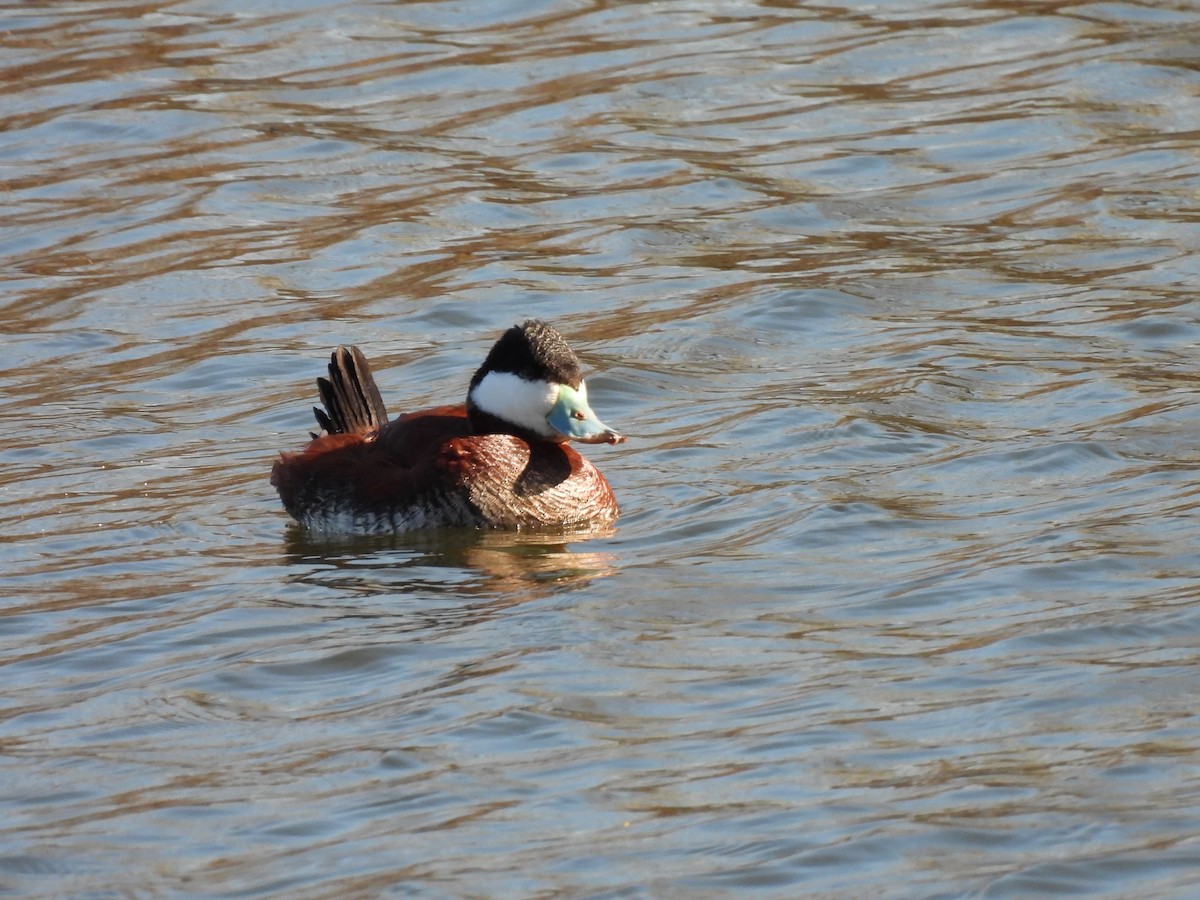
434 435 619 529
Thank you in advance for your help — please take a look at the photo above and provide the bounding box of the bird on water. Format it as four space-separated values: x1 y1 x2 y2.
271 320 625 534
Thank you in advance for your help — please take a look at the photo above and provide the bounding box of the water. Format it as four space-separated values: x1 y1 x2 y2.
3 0 1200 895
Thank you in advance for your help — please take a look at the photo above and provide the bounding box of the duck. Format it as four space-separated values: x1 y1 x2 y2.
271 319 625 534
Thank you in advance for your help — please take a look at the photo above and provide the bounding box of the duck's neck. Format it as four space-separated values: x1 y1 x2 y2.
466 398 561 445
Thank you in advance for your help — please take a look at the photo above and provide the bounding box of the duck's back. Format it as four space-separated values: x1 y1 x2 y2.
271 405 468 532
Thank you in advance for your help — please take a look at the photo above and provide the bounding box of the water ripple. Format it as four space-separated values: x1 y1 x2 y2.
3 0 1200 896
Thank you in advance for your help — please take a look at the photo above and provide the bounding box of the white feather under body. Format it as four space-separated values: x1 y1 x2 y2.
297 493 477 534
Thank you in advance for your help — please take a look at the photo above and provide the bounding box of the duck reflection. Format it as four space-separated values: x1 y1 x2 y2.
281 525 617 609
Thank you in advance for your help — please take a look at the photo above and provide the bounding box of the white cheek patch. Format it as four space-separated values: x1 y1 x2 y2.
470 371 559 437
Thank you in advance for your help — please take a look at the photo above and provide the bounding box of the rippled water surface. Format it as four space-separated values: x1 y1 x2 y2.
4 0 1200 895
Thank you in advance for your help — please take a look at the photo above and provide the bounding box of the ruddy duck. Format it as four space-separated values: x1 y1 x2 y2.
271 320 625 533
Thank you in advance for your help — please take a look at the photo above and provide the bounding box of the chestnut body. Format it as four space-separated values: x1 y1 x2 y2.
272 324 623 535
272 404 618 533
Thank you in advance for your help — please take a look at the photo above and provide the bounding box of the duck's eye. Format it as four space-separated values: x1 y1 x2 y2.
572 410 585 420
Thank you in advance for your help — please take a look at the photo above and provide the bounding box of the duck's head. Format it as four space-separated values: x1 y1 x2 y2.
466 320 625 445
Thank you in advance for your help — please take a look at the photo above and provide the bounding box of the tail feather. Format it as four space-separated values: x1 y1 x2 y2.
313 346 388 436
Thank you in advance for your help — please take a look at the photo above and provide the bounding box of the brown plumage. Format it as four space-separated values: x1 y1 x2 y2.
271 323 623 534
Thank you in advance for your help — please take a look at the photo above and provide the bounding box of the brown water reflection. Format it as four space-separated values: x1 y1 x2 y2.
282 528 619 606
3 0 1200 896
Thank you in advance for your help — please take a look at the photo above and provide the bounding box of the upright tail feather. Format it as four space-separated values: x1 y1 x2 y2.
313 346 388 436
